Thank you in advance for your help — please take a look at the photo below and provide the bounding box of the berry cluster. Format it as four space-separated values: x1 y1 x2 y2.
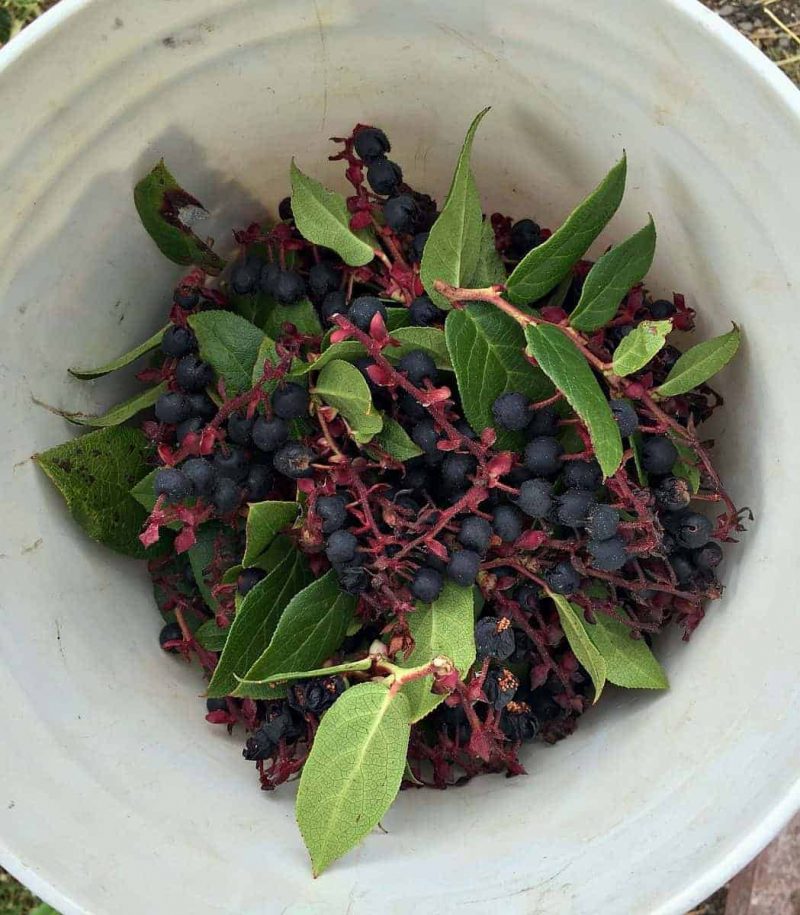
142 121 744 793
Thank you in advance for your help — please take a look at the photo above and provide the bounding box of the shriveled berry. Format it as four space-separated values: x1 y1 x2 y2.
587 536 629 571
176 355 214 393
556 489 596 527
287 676 346 714
492 392 531 431
278 196 294 221
159 621 183 651
272 382 309 420
610 400 639 437
307 263 339 301
354 126 390 163
155 468 194 504
492 505 522 543
231 261 258 295
155 392 192 425
252 415 289 453
214 447 249 482
483 667 519 710
244 464 273 502
273 442 316 479
409 294 439 326
326 530 358 565
174 288 199 310
655 476 691 512
398 349 437 385
238 567 266 595
458 515 492 554
475 616 515 662
182 458 216 497
524 436 563 476
434 704 470 743
546 561 581 595
586 503 620 541
212 477 242 513
338 563 370 594
509 218 541 258
516 478 553 519
367 159 403 195
650 298 676 319
441 453 477 490
501 701 539 742
383 194 417 233
514 585 539 611
188 393 216 420
671 552 695 585
411 419 439 454
176 417 204 444
161 325 197 357
673 511 713 549
348 295 387 332
642 436 678 475
317 494 348 534
446 549 481 586
410 232 429 262
562 459 602 491
693 541 723 571
272 270 307 305
320 290 346 325
528 406 559 437
411 567 443 603
227 411 254 446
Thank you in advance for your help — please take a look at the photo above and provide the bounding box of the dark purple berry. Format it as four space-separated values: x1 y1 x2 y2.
175 355 214 393
546 561 581 595
272 270 306 305
317 494 348 534
650 298 677 320
409 294 439 326
182 458 216 497
278 197 294 221
399 392 428 422
642 436 678 475
673 512 713 549
287 676 346 715
354 126 390 163
206 697 229 713
348 295 387 332
528 406 559 437
320 290 346 325
159 621 183 651
154 468 194 504
260 262 280 294
173 288 199 310
252 415 289 453
411 419 439 454
411 567 443 603
524 436 563 476
231 261 258 295
326 530 358 565
271 382 309 420
398 349 437 385
161 325 197 357
509 219 541 259
367 159 402 195
610 400 639 437
587 536 629 571
410 232 429 262
693 541 723 571
671 553 695 585
446 549 481 586
155 392 192 425
483 667 519 710
213 446 249 482
238 567 266 595
514 585 539 611
516 478 553 519
492 392 531 432
441 453 477 490
607 324 634 346
227 411 254 446
492 504 524 542
211 477 242 514
556 489 595 527
338 563 370 594
383 194 417 233
500 701 539 742
655 476 691 512
475 616 515 662
308 263 339 301
586 503 620 541
188 393 217 421
458 516 492 554
176 417 204 444
244 464 273 502
273 442 316 479
562 460 602 491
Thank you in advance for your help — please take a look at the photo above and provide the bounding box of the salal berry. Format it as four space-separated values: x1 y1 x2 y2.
610 400 639 437
509 218 541 258
475 616 515 661
642 436 678 475
411 566 443 603
320 290 346 325
409 294 439 326
516 478 553 519
176 355 214 393
307 263 339 301
287 676 346 715
272 270 306 305
514 585 538 611
206 697 228 713
458 515 492 554
278 197 294 221
367 159 403 195
673 512 713 549
176 417 204 444
155 392 192 425
244 464 273 502
212 477 242 514
174 288 199 310
181 457 216 497
272 382 309 420
671 552 694 585
411 419 439 454
316 494 348 534
348 295 387 332
273 442 316 479
587 536 628 571
650 298 676 319
354 126 390 163
188 393 217 420
161 325 197 358
501 701 539 742
492 392 531 432
441 453 477 490
383 194 417 233
410 232 429 263
528 406 559 437
260 263 280 294
546 560 580 595
483 667 519 710
252 415 289 453
159 621 183 651
586 503 620 541
214 446 249 482
338 562 370 594
238 567 266 596
491 504 523 542
556 489 596 527
693 541 723 571
524 436 563 476
562 459 602 491
655 476 691 512
399 392 428 422
398 349 437 386
446 549 481 586
227 411 254 446
155 467 194 504
231 261 259 295
326 530 358 565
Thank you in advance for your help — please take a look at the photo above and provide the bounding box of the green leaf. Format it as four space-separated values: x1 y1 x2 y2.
60 382 167 428
187 523 240 612
365 416 423 461
585 612 669 689
467 219 506 288
296 681 411 876
235 570 356 696
243 500 299 566
385 307 412 331
130 468 159 511
250 333 281 387
388 327 452 370
445 304 552 449
188 310 265 395
569 219 657 331
263 297 323 339
630 431 648 487
290 160 376 267
547 590 606 702
133 160 225 275
207 536 312 698
195 618 230 652
524 324 623 477
31 906 61 915
313 359 383 444
421 108 491 308
290 341 367 376
655 325 741 397
234 657 372 696
68 325 169 379
671 440 701 493
399 582 477 722
612 320 672 377
34 427 159 558
506 155 627 305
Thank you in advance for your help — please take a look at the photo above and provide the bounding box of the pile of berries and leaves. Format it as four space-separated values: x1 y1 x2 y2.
35 108 748 877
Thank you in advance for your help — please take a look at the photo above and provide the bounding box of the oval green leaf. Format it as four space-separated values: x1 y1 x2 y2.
585 611 669 689
243 500 299 567
69 324 169 379
389 326 452 370
262 297 323 340
612 319 672 377
234 657 372 696
188 310 265 395
655 325 741 397
290 160 376 266
365 416 423 462
188 523 241 612
61 382 167 428
467 218 506 288
195 618 230 652
570 218 657 332
524 323 623 477
506 155 627 305
421 108 491 308
296 682 411 877
547 590 606 702
313 359 383 444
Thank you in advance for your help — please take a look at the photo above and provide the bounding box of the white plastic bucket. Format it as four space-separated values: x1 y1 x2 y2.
1 1 799 912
